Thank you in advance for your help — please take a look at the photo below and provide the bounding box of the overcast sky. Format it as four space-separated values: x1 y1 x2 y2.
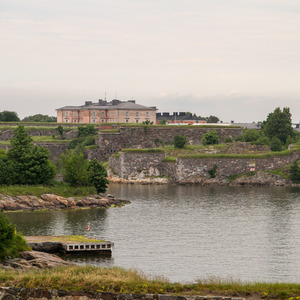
1 0 300 122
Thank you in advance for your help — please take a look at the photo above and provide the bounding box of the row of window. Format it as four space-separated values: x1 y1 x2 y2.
64 111 150 117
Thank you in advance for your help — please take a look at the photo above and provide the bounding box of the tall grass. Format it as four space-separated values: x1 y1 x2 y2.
0 184 96 198
0 266 299 298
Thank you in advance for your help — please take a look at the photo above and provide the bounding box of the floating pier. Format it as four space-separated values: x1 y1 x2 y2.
25 236 114 256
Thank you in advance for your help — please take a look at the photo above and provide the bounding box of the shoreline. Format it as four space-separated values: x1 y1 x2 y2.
0 193 130 212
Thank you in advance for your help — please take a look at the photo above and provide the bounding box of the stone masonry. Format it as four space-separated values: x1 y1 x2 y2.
109 150 300 183
99 126 242 160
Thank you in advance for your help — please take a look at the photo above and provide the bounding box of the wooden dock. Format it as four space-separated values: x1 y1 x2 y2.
25 236 114 255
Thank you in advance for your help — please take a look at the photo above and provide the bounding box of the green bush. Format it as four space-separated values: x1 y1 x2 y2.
240 129 260 142
174 135 187 148
290 161 300 183
202 130 219 145
0 212 29 260
270 137 283 152
78 125 97 137
225 137 233 143
208 164 217 178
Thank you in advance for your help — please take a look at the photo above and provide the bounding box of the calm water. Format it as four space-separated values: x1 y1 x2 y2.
6 184 300 283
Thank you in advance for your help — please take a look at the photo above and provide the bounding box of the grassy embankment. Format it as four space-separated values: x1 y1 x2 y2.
0 184 96 198
0 266 299 299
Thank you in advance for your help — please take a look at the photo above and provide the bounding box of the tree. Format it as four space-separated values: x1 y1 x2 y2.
262 107 294 145
174 134 187 148
206 115 219 123
58 150 90 186
0 111 20 122
56 125 64 138
0 212 29 260
7 125 55 185
202 130 219 145
88 159 109 193
22 114 56 122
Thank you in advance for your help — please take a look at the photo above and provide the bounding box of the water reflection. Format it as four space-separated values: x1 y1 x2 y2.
5 185 300 283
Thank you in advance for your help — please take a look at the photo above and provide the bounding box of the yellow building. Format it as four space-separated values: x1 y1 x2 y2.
56 99 157 124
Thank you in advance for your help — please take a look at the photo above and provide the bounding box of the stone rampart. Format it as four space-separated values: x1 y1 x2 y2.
0 288 245 300
99 126 242 160
109 150 300 183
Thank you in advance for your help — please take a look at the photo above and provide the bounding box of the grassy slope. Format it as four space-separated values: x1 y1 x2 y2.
0 266 299 299
0 185 96 198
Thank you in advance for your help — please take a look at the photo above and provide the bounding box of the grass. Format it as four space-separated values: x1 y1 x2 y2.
0 184 96 198
0 266 299 299
122 148 165 153
25 235 105 243
84 145 99 150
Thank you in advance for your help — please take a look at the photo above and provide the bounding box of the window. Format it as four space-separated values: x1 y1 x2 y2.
101 119 104 123
65 112 69 117
65 119 69 123
136 119 139 123
93 112 96 117
93 119 96 124
74 112 78 117
136 112 139 117
146 112 149 117
126 119 129 123
101 112 104 117
74 119 77 123
126 112 129 117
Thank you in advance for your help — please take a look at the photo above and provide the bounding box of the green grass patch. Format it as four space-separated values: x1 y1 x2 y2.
122 148 165 153
84 145 99 150
26 235 105 243
0 184 96 198
178 148 300 159
111 152 120 158
163 156 176 163
0 266 299 299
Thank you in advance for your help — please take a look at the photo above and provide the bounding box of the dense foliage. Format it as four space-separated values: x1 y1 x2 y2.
202 130 219 145
58 151 109 193
78 124 98 137
262 107 294 146
174 134 187 148
290 161 300 183
0 125 56 185
22 114 56 122
0 111 20 122
0 212 29 260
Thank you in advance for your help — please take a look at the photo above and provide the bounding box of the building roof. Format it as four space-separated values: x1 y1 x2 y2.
57 100 156 111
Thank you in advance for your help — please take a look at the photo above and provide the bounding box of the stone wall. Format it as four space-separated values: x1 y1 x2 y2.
109 150 300 183
110 152 166 179
0 288 245 300
99 126 243 160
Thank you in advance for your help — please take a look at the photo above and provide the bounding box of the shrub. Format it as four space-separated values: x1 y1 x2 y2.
240 129 260 142
0 212 29 260
253 136 270 146
290 161 300 183
78 125 97 137
202 130 219 145
270 137 283 152
174 135 187 148
208 164 217 178
225 137 233 143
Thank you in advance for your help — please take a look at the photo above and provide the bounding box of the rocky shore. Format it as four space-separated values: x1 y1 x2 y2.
0 194 130 212
0 251 73 270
